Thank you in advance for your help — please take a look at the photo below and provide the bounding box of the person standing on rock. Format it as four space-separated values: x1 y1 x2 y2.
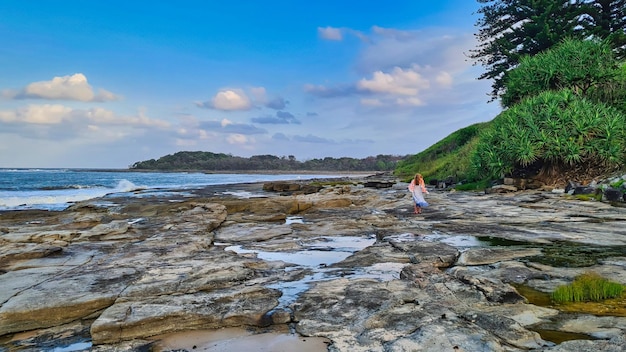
408 173 429 214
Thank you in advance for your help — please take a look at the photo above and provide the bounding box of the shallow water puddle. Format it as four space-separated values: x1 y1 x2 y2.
50 341 92 352
285 216 304 224
385 232 487 249
227 235 398 308
227 245 353 267
533 329 597 344
422 233 485 248
268 262 407 309
226 236 376 267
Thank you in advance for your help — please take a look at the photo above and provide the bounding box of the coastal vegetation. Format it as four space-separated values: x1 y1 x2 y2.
394 123 486 181
552 272 625 304
130 151 404 172
471 39 626 183
472 88 626 181
399 39 626 185
471 0 626 101
392 1 626 187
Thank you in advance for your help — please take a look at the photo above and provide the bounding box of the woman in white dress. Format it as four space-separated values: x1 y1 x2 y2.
408 173 429 214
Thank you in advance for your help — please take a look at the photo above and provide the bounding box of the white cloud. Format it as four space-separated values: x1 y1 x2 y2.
14 73 121 102
0 104 170 130
0 104 72 124
94 89 120 102
82 107 171 128
306 26 481 108
25 104 73 124
197 88 255 111
306 65 434 107
85 107 117 123
436 71 453 87
128 108 171 129
318 26 343 41
357 66 430 96
198 86 289 112
211 89 252 111
227 134 251 145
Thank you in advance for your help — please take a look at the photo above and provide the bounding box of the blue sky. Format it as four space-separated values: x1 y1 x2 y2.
0 0 500 168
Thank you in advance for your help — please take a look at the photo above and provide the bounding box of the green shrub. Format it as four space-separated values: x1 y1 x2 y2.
502 39 621 109
552 272 625 304
471 90 626 180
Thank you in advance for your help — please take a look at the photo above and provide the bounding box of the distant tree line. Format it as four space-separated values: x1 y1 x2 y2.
130 151 405 171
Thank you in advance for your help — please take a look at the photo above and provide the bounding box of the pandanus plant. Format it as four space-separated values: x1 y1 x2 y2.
471 89 626 180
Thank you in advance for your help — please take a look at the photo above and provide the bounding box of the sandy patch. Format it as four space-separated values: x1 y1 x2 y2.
151 327 331 352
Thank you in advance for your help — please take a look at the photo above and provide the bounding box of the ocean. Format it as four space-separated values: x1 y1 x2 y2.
0 169 343 211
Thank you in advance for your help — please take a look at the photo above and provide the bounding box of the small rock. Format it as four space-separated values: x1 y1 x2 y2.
485 185 518 194
604 188 623 202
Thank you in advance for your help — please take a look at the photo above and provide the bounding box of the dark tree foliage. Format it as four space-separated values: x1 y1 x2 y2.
471 0 626 101
130 151 405 171
470 0 585 100
580 0 626 59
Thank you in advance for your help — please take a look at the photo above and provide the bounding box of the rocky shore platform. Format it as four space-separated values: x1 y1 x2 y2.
1 176 626 351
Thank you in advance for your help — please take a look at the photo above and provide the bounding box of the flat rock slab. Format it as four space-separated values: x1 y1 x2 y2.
457 247 543 266
91 286 280 344
2 183 626 352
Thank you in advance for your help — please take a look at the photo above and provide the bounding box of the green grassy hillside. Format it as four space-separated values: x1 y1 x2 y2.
394 122 489 182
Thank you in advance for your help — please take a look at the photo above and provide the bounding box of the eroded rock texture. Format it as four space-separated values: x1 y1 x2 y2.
1 181 625 351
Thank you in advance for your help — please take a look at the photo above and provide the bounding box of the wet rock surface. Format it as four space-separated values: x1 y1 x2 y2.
0 180 625 351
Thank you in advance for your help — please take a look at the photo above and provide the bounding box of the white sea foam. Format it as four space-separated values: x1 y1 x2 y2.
220 190 266 199
0 179 144 211
0 171 349 211
0 168 67 172
115 179 145 192
0 189 110 210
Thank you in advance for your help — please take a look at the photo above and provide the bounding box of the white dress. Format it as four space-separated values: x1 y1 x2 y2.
410 182 429 207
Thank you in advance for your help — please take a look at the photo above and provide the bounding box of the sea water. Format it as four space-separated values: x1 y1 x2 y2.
0 169 341 211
